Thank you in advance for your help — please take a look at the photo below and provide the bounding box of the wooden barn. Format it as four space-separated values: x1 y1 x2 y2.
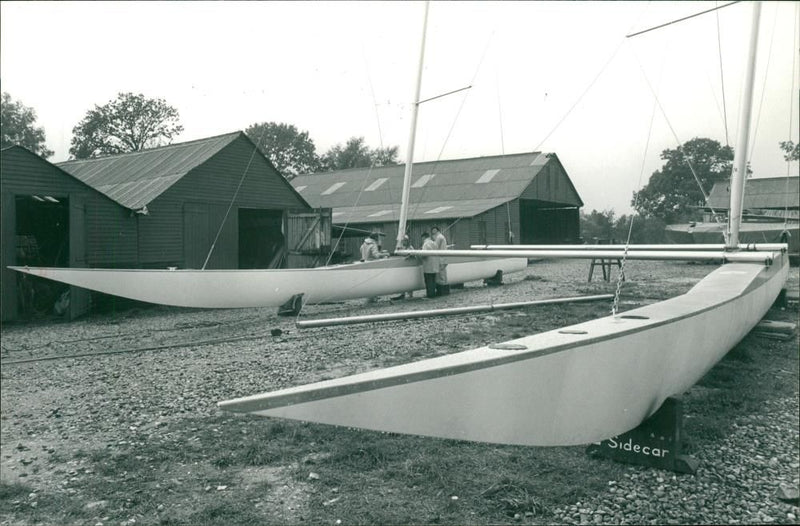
291 152 583 259
1 132 325 321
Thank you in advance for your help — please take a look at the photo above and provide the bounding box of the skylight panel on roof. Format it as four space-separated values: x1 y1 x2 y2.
476 169 500 184
365 178 388 191
321 182 346 195
425 206 453 214
295 185 307 192
368 210 393 217
412 173 436 188
530 153 547 166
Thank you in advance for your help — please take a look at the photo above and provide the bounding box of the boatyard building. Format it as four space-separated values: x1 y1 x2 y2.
1 132 326 321
291 152 583 259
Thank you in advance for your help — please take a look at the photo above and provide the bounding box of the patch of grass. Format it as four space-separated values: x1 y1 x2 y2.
481 478 544 518
0 482 91 525
686 306 799 447
0 481 33 500
180 501 265 526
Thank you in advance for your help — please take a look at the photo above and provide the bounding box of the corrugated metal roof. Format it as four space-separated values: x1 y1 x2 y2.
291 151 578 223
57 132 242 210
707 177 799 210
329 198 512 224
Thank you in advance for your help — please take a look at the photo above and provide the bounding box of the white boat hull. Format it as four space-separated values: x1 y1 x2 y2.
9 257 527 309
218 252 788 446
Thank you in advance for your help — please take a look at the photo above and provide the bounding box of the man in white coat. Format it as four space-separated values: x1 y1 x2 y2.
430 226 449 296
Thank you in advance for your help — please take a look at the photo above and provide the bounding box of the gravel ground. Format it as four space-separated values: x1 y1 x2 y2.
1 258 798 525
551 394 800 525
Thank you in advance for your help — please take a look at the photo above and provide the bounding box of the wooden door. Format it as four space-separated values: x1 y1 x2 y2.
285 209 332 268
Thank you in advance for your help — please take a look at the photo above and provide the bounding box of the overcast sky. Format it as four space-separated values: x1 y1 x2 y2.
2 1 798 213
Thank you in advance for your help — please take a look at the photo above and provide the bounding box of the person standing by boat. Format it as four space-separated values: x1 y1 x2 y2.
392 233 415 300
431 226 450 296
360 232 386 304
420 232 439 298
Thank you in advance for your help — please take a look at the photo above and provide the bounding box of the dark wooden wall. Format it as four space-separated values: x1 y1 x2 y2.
1 147 128 320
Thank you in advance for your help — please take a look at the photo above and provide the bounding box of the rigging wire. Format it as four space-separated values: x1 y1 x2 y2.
201 127 270 270
322 44 392 269
782 2 800 234
748 4 778 163
531 38 626 153
408 29 496 222
625 1 741 38
630 47 722 220
715 2 730 146
496 64 506 156
495 63 515 243
611 40 666 317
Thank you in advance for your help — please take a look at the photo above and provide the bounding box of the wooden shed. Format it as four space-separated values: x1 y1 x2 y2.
291 152 583 259
1 132 325 321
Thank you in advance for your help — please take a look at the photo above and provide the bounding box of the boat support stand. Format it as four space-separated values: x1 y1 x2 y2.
586 397 699 475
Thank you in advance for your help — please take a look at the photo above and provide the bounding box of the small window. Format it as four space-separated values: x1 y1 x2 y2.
321 182 346 195
412 173 436 188
476 169 500 184
425 206 453 214
365 178 388 191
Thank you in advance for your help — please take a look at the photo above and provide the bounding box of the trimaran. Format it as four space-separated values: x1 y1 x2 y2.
8 2 525 310
217 2 791 446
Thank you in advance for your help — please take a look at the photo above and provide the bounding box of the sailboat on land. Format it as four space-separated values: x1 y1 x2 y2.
8 3 525 310
218 2 790 446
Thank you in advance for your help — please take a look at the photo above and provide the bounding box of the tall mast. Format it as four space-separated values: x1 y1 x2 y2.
728 1 762 249
396 1 430 250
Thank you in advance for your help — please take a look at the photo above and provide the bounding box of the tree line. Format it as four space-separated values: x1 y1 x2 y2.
1 91 399 177
2 90 797 230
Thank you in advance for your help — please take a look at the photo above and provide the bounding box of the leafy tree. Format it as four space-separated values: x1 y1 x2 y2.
613 214 667 244
632 137 733 223
371 145 400 167
580 209 617 242
69 92 183 159
244 122 320 178
319 137 399 171
779 140 799 162
1 92 54 158
580 209 667 244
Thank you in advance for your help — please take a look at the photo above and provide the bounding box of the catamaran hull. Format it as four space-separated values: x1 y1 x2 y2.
218 252 788 446
665 222 799 258
9 257 526 309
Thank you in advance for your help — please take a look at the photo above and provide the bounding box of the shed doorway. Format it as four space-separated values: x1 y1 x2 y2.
14 195 70 317
239 209 285 269
520 199 580 244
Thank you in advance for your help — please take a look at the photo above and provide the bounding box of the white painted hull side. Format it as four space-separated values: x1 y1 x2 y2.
218 252 788 446
9 257 526 309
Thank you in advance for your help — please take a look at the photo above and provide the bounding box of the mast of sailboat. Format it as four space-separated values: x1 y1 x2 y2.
396 1 430 250
727 1 762 249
